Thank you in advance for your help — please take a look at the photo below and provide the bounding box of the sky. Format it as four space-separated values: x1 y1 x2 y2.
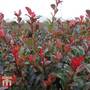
0 0 90 21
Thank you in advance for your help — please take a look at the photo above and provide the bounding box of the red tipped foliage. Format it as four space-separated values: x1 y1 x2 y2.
14 9 21 17
25 7 36 17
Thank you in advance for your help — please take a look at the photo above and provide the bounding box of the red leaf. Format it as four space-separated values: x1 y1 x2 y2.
55 39 62 48
86 10 90 18
69 20 76 27
54 51 62 61
12 75 17 83
0 75 2 83
25 7 32 15
71 56 85 70
56 0 62 6
80 15 84 20
29 54 36 62
25 7 36 17
31 12 36 17
80 15 84 24
0 13 4 22
70 36 75 44
39 48 44 58
14 9 21 17
0 27 5 37
64 44 71 53
11 45 19 59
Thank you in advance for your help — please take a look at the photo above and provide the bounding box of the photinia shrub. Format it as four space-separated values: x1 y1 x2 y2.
0 0 90 90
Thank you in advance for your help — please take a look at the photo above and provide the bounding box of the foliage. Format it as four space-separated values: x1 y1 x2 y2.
0 0 90 90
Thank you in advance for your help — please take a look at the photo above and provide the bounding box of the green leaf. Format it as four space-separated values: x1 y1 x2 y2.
73 76 85 89
0 51 3 58
45 51 52 60
19 46 24 56
25 38 34 46
7 54 14 61
85 56 90 63
25 61 30 65
36 56 41 64
85 64 90 73
80 30 88 36
83 82 90 90
78 46 85 55
71 48 79 56
54 70 69 89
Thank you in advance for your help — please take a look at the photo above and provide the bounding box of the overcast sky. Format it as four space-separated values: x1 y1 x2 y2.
0 0 90 20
